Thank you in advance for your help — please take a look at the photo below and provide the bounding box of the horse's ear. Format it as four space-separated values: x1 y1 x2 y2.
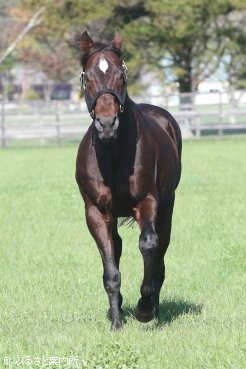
80 31 94 52
112 31 123 50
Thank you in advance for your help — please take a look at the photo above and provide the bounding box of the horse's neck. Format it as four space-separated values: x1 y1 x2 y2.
94 96 138 170
119 95 139 139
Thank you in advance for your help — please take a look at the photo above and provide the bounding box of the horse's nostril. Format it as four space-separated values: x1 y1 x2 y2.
97 118 104 128
111 117 117 127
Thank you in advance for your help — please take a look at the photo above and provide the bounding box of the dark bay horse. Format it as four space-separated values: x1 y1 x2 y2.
76 31 182 330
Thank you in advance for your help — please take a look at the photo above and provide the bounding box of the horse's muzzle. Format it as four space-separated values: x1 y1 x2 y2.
94 115 119 141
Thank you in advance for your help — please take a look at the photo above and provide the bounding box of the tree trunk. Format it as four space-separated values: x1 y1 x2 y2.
178 70 193 110
178 73 192 93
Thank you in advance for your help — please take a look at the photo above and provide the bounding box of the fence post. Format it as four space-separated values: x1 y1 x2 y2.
165 94 169 109
0 90 5 148
218 91 223 138
55 102 61 146
195 117 201 139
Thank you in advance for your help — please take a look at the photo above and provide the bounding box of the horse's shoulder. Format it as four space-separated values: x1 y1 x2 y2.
137 103 181 150
76 125 96 179
77 124 94 152
138 103 177 127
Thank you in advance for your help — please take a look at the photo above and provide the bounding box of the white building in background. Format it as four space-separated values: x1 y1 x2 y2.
197 79 228 93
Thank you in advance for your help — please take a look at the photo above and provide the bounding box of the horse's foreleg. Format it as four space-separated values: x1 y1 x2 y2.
134 193 159 323
112 221 123 311
153 195 175 318
83 195 121 330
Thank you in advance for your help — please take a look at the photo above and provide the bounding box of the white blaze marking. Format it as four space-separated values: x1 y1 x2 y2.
99 58 108 74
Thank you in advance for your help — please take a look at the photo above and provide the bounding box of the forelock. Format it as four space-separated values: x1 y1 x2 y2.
80 42 122 67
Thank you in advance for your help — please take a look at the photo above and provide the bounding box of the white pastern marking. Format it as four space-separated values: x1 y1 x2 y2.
99 58 108 74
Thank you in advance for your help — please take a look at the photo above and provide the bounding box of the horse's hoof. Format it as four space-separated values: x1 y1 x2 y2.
111 321 122 330
135 304 155 323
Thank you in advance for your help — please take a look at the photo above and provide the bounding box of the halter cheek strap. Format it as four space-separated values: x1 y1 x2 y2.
80 60 128 119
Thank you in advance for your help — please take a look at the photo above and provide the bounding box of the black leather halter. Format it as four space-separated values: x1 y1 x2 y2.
80 54 128 118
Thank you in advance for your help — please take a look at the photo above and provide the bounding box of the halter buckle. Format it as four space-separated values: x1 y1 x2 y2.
80 70 86 90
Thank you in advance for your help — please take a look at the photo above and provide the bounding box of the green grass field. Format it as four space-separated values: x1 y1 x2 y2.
0 139 245 369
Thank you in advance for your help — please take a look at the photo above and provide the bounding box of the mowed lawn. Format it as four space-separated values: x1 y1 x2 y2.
0 139 245 369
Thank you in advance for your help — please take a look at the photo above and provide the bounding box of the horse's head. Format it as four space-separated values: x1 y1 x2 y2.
79 31 127 142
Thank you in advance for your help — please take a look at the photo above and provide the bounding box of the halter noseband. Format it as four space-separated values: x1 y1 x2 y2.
80 54 128 119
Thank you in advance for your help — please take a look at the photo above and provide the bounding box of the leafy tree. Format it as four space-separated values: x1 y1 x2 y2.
12 0 246 94
0 1 20 72
0 1 27 98
219 8 246 90
107 0 246 93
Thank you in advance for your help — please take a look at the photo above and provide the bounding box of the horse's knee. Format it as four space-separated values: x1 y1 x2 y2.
139 227 158 256
103 269 121 295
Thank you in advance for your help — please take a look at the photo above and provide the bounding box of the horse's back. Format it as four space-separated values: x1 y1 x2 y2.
138 103 182 160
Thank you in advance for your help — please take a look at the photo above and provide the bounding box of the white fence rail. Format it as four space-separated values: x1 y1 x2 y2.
1 90 246 147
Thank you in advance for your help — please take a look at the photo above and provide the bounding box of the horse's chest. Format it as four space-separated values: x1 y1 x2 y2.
81 138 152 215
112 170 149 216
114 173 132 206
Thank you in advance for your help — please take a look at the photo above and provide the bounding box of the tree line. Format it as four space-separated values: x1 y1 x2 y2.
0 0 245 95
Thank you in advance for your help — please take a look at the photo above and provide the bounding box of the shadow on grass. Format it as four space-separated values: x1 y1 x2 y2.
119 299 202 328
